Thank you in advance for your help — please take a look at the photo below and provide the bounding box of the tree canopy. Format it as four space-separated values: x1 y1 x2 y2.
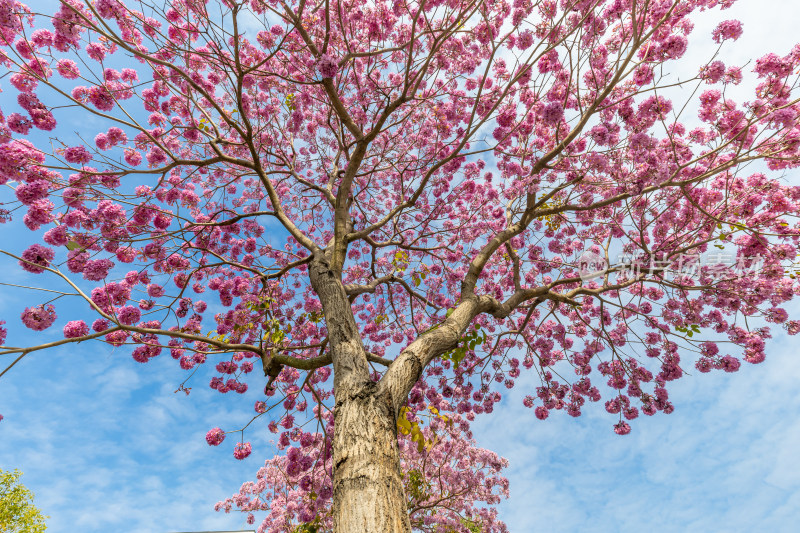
1 0 800 531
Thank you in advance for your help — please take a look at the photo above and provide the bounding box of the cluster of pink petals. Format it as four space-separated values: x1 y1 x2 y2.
19 244 54 273
20 305 57 331
206 427 225 446
63 320 89 338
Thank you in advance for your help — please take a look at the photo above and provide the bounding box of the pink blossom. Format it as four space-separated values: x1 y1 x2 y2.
85 42 106 61
537 50 561 74
82 258 114 281
712 20 743 43
700 61 726 84
517 30 533 50
233 442 252 460
56 59 80 79
206 427 225 446
146 284 165 298
95 0 123 19
30 29 53 48
10 73 37 92
105 330 128 346
116 305 141 325
7 113 31 135
19 244 54 273
0 320 6 345
88 85 115 111
94 133 109 150
724 66 742 85
660 34 688 60
124 149 142 166
613 421 632 435
754 53 793 78
23 199 54 230
120 69 138 82
14 38 34 59
21 304 57 331
540 103 564 124
145 148 167 167
63 145 92 164
15 180 49 205
29 108 56 131
66 250 89 273
63 320 89 338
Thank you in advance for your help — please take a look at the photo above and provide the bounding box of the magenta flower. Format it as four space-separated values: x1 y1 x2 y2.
540 102 564 124
206 427 225 446
19 244 54 274
43 225 69 246
146 284 165 298
63 145 92 164
116 305 141 325
613 421 632 435
233 442 252 460
63 320 89 338
315 54 338 78
56 58 80 79
21 304 57 331
712 20 743 43
82 259 114 281
104 330 128 346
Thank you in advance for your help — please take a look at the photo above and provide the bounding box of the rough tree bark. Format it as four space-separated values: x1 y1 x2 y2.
309 259 412 532
331 382 411 533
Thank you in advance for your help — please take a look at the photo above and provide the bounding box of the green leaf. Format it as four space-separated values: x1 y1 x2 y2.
0 469 48 533
65 241 82 251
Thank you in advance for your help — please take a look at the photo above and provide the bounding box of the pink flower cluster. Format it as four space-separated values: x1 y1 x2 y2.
82 258 114 281
206 427 225 446
63 320 89 338
315 54 338 78
20 304 57 331
116 305 141 325
63 145 91 164
19 244 54 273
712 20 743 43
56 58 80 79
15 180 49 205
233 442 252 460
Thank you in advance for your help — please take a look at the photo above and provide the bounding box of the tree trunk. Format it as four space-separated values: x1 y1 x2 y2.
308 259 411 532
332 382 411 533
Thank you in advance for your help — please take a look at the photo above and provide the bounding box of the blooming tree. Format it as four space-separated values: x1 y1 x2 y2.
2 0 800 531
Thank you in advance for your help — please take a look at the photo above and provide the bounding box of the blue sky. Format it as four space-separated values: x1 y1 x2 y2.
2 1 800 532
